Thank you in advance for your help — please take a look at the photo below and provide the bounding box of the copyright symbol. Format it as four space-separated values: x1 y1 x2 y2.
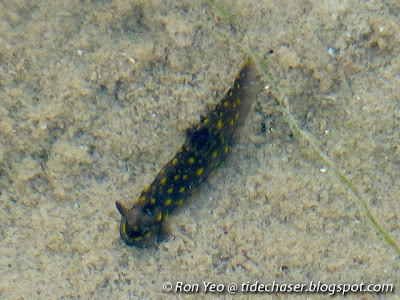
227 283 238 294
163 282 173 292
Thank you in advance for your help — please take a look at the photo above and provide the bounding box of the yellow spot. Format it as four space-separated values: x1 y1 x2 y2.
134 236 142 242
178 148 183 153
183 174 188 180
160 168 165 175
180 186 185 193
174 174 180 181
212 150 218 158
122 223 127 233
139 195 146 202
145 232 151 238
236 83 240 89
150 198 156 204
197 168 204 176
211 170 216 176
177 199 183 205
217 119 223 129
230 119 234 126
133 225 138 231
235 112 239 118
172 158 178 166
220 112 223 117
168 187 173 194
224 101 229 107
233 102 237 108
188 157 195 164
191 188 197 194
229 91 233 97
204 118 209 124
225 145 229 153
165 198 172 206
157 212 162 221
237 98 241 103
144 185 150 192
160 177 167 185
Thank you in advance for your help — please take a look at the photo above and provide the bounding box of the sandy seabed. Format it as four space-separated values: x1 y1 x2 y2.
0 0 399 299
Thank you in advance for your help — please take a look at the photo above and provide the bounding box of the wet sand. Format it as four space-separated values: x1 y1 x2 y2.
0 0 399 298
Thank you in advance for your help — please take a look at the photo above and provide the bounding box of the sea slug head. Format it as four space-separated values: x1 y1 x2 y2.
116 201 163 247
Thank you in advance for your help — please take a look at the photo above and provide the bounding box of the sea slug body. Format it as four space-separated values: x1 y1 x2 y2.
116 60 257 247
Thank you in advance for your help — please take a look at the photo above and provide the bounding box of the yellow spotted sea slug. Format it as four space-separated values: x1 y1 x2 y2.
116 59 257 247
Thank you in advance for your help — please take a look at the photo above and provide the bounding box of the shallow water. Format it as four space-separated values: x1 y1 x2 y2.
0 0 398 298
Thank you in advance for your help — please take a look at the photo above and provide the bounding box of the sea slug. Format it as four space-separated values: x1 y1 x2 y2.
116 60 256 247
